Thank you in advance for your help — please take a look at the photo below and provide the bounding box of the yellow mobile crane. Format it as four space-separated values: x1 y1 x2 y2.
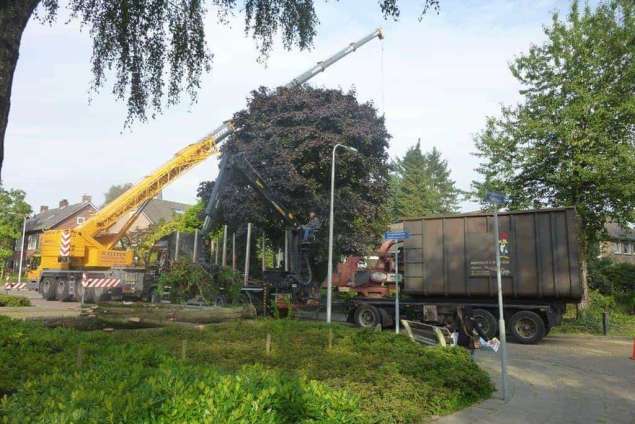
30 28 384 301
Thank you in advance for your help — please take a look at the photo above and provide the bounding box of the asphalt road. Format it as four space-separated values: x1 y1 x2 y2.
438 335 635 424
0 289 81 319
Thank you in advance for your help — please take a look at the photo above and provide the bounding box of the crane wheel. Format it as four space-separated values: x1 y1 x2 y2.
40 278 56 301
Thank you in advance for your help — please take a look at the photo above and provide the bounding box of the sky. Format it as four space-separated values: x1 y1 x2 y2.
4 0 578 213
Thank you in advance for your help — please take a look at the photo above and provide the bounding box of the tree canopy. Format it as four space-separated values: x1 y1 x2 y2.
390 140 460 219
103 183 133 206
0 0 440 178
199 86 391 263
0 186 31 268
472 0 635 250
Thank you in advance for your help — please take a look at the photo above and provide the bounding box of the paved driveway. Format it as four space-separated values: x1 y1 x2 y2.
438 335 635 424
0 289 81 319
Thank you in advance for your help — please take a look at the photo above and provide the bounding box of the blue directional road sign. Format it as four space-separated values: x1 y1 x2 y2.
384 231 410 240
485 191 507 205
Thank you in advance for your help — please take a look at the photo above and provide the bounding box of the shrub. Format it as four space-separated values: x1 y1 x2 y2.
157 261 242 304
556 290 635 336
0 294 31 307
0 317 493 423
588 259 635 299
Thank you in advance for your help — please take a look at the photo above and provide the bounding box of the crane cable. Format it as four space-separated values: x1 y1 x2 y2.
380 36 386 117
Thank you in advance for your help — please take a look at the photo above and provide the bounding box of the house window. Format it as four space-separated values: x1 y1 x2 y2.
625 242 634 255
613 241 622 254
77 216 86 225
27 234 39 250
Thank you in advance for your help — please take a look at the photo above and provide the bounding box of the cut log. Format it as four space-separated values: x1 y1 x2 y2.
94 302 256 326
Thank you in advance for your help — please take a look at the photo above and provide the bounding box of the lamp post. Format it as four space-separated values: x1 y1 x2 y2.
326 143 358 324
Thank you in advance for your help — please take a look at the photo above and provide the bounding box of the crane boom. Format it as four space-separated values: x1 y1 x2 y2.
30 28 384 282
77 27 383 243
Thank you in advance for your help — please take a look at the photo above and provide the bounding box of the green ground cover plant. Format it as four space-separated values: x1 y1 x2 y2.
0 317 492 423
0 294 30 307
554 291 635 337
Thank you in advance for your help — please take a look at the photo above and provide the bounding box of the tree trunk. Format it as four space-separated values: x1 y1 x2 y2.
0 1 40 181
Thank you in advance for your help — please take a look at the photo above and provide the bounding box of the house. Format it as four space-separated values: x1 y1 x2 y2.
600 222 635 265
106 198 192 237
14 195 97 267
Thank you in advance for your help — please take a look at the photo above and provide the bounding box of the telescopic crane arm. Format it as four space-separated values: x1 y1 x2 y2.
76 27 383 248
33 28 383 279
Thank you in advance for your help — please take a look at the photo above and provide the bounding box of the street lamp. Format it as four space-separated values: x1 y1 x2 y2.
326 143 358 324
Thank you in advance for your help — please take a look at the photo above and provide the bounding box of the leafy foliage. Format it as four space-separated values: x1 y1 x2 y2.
0 317 491 423
588 258 635 312
157 261 242 304
0 295 31 307
201 86 391 266
137 201 204 258
390 140 461 219
102 183 132 206
0 186 31 266
471 0 635 250
555 290 635 336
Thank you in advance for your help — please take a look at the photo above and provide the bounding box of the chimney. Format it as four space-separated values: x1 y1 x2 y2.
40 205 49 213
81 194 92 204
59 199 69 208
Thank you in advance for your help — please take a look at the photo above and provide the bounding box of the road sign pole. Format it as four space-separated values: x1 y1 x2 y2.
493 209 509 401
395 248 399 334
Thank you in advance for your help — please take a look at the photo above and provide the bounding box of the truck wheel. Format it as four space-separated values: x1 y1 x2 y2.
473 309 497 339
509 310 546 344
55 280 69 301
354 304 381 328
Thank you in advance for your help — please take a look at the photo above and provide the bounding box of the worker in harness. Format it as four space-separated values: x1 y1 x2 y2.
301 211 321 241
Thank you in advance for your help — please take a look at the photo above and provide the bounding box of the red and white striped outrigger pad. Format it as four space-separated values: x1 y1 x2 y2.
81 273 121 288
4 282 27 290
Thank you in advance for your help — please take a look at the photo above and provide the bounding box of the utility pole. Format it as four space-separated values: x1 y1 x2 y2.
17 216 27 283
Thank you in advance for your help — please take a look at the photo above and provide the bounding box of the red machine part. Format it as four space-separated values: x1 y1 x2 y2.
326 240 397 297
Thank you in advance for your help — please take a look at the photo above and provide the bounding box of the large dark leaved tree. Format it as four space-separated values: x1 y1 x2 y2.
0 0 439 179
200 86 391 271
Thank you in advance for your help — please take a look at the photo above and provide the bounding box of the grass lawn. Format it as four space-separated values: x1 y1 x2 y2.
0 317 492 423
0 294 31 307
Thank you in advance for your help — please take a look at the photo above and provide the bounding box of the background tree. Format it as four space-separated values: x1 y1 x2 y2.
0 0 439 179
103 183 133 206
199 86 391 274
390 140 460 219
0 186 31 272
472 0 635 253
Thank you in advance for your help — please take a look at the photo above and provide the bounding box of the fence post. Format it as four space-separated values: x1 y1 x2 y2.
261 232 266 272
266 333 271 355
244 223 252 286
175 231 181 261
602 310 609 336
222 225 228 267
192 229 199 263
284 230 289 272
232 232 236 271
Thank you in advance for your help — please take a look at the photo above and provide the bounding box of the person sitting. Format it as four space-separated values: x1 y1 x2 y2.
454 305 493 357
301 211 320 241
